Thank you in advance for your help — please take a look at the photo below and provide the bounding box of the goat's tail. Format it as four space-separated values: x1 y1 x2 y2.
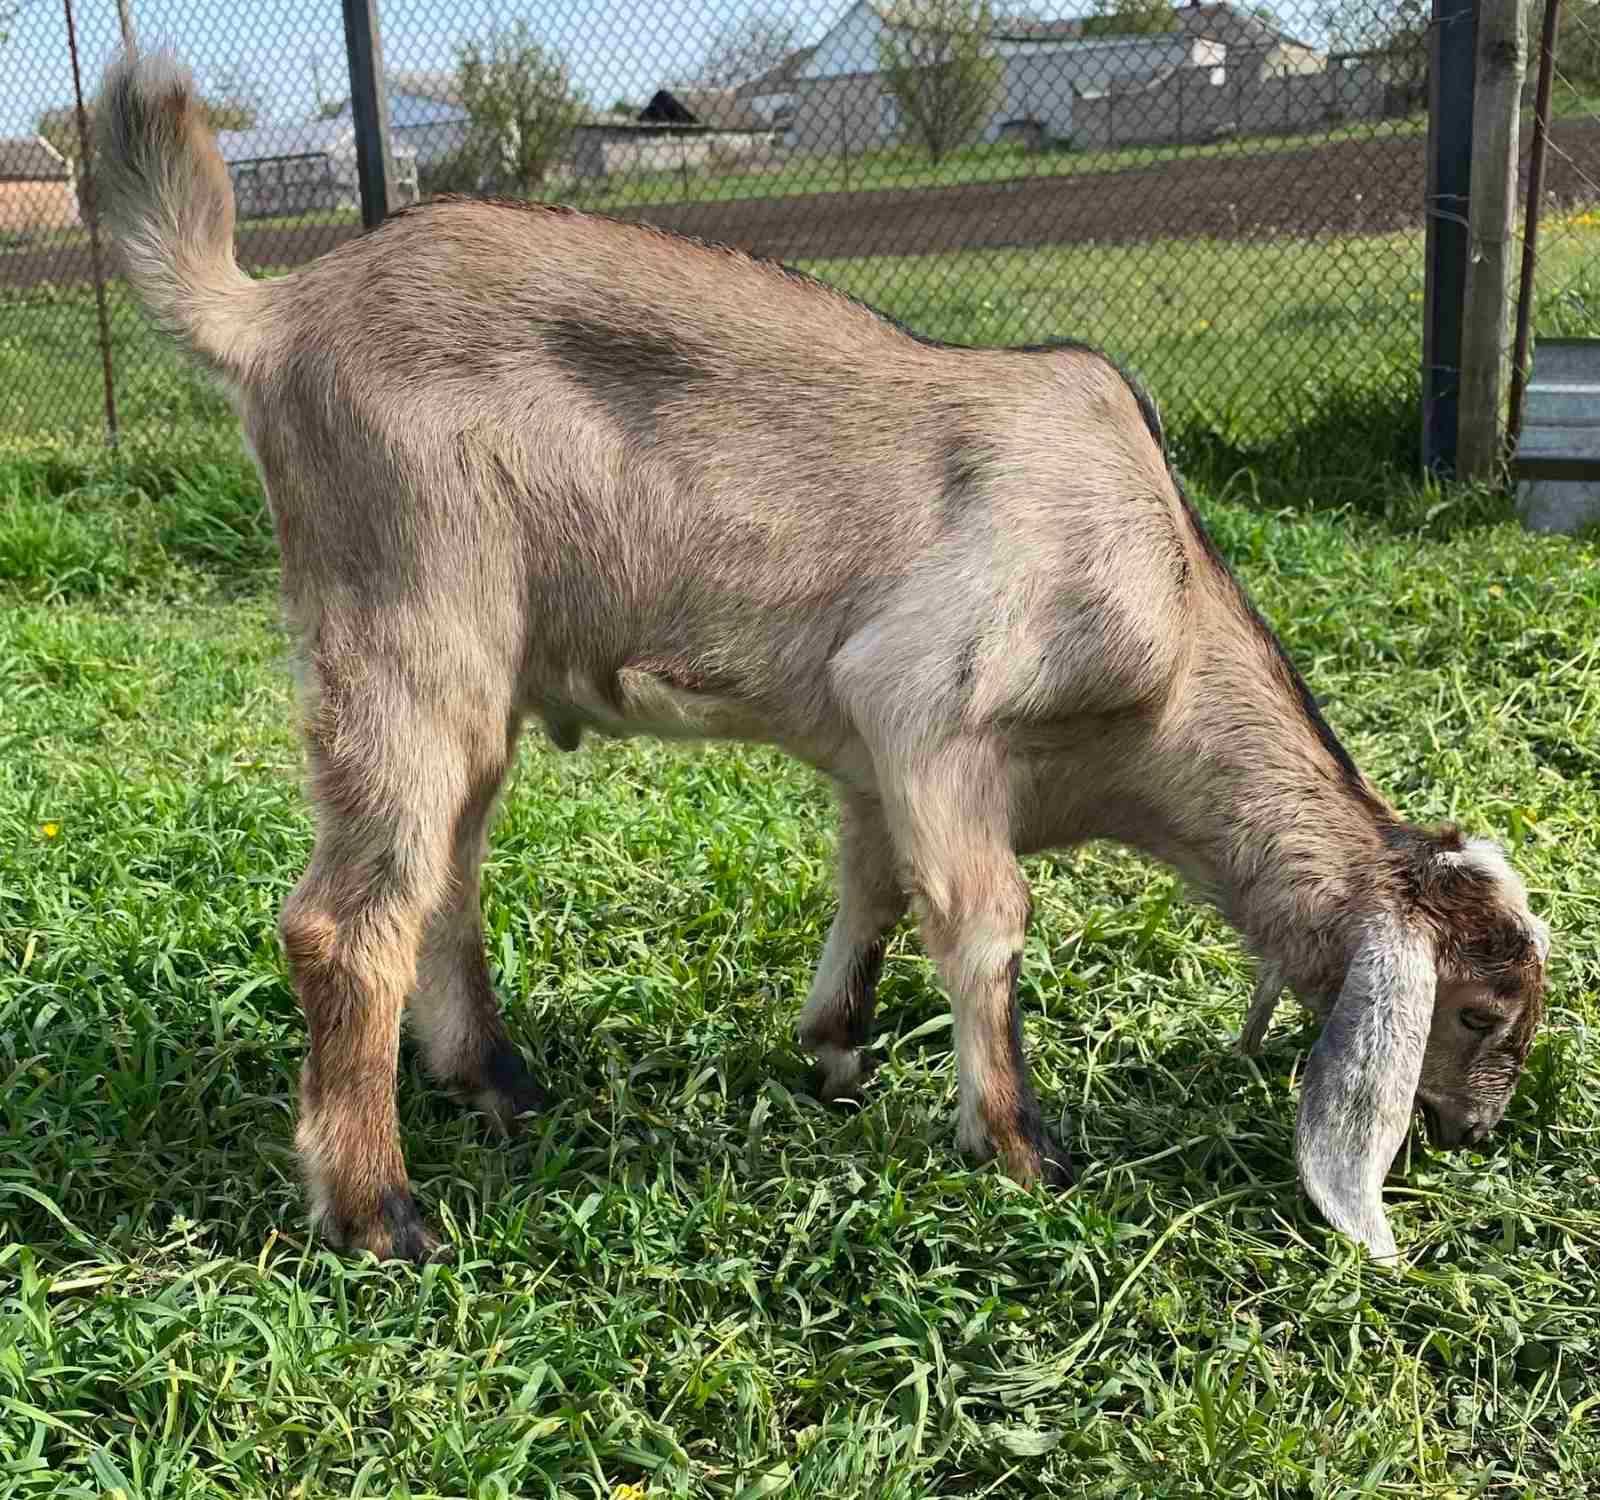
95 49 267 372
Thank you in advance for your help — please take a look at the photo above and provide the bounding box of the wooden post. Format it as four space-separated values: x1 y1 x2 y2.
1456 0 1526 480
342 0 396 229
1421 0 1476 475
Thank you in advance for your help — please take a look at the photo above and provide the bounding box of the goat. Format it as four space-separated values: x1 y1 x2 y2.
95 51 1551 1266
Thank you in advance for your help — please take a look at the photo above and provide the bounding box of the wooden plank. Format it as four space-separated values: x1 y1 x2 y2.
1456 0 1526 481
1524 338 1600 386
1515 426 1600 461
1521 386 1600 426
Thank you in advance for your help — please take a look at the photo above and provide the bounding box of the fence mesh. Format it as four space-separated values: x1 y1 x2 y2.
1526 0 1600 339
2 0 1598 458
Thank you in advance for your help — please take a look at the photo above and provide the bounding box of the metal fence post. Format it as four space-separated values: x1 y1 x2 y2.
63 0 118 447
342 0 396 229
1421 0 1477 475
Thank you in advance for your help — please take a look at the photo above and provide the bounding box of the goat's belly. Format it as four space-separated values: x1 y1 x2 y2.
531 663 775 751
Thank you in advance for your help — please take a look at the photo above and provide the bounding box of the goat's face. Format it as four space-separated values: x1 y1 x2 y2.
1414 831 1548 1144
1296 830 1549 1262
1416 839 1549 1149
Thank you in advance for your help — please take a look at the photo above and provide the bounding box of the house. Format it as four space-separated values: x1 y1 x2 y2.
638 88 775 132
1173 1 1322 78
213 120 419 219
325 72 472 168
0 135 78 236
566 91 778 182
732 45 821 127
782 0 1232 154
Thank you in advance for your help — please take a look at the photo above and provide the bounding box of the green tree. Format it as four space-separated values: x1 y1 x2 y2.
877 0 1003 163
1080 0 1177 39
456 20 584 196
692 6 799 88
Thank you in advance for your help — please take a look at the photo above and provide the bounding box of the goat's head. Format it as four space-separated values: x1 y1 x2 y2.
1294 826 1549 1263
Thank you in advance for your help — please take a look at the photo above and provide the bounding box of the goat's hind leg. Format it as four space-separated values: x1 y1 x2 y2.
280 656 514 1262
799 785 907 1100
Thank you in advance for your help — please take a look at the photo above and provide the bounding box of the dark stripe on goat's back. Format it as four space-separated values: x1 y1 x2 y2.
539 316 709 435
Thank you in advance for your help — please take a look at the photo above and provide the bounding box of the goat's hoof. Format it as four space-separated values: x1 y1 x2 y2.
811 1045 876 1104
474 1042 550 1135
333 1189 451 1265
998 1134 1073 1191
1040 1141 1074 1189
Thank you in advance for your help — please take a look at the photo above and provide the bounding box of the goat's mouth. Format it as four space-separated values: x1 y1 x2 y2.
1417 1099 1494 1151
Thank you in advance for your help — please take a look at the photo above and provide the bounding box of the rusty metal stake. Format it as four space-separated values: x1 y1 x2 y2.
1508 0 1562 454
64 0 119 447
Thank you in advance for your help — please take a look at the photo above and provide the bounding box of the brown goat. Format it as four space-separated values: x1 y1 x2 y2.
95 51 1550 1265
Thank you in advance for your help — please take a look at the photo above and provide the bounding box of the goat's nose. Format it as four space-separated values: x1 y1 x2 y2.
1464 1118 1492 1146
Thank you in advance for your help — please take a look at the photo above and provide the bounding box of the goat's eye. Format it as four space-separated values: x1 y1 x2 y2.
1460 1009 1501 1034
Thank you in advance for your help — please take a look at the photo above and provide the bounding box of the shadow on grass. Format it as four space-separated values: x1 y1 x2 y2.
1170 386 1520 540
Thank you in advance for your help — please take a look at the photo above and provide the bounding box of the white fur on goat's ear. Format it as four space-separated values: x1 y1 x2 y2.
1295 916 1437 1263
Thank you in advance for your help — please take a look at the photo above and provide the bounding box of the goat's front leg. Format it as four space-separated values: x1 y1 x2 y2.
798 785 908 1100
892 747 1070 1187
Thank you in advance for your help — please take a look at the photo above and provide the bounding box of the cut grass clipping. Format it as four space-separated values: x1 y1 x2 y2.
3 301 1600 1494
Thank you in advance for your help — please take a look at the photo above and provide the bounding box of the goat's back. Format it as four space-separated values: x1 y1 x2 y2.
239 199 1195 744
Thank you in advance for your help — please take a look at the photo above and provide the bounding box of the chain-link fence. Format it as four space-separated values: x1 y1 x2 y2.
1523 0 1600 337
2 0 1597 461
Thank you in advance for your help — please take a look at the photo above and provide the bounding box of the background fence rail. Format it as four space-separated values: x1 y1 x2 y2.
1 0 1596 478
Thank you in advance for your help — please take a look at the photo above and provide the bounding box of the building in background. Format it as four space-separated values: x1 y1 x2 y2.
213 120 419 219
0 135 78 238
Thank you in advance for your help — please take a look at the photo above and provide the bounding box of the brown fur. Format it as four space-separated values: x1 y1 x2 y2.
95 51 1549 1263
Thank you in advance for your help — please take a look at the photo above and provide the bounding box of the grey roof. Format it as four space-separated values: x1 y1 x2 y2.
214 119 416 163
642 88 774 131
0 135 71 181
214 119 353 162
1175 2 1314 52
733 44 820 97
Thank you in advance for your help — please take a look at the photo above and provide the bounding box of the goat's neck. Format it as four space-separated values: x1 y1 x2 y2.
1150 640 1396 1002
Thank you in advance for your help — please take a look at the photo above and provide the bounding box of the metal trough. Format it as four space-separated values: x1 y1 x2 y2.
1512 337 1600 534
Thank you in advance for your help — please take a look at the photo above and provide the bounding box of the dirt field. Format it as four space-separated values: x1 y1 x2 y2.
4 121 1597 289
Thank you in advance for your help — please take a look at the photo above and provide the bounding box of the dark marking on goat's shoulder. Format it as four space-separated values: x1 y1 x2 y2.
942 433 988 519
540 317 708 438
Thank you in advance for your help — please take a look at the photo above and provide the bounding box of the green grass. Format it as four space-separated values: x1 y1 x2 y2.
2 361 1599 1494
567 117 1432 215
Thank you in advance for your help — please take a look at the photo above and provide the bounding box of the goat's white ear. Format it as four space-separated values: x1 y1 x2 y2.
1295 917 1436 1264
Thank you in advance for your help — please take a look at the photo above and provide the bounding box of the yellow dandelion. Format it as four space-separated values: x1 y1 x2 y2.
41 823 59 839
611 1487 648 1500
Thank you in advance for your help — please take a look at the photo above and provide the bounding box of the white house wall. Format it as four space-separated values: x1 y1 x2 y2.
794 4 1230 146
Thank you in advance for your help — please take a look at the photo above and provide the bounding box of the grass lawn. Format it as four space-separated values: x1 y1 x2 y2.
567 117 1432 215
2 316 1599 1493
